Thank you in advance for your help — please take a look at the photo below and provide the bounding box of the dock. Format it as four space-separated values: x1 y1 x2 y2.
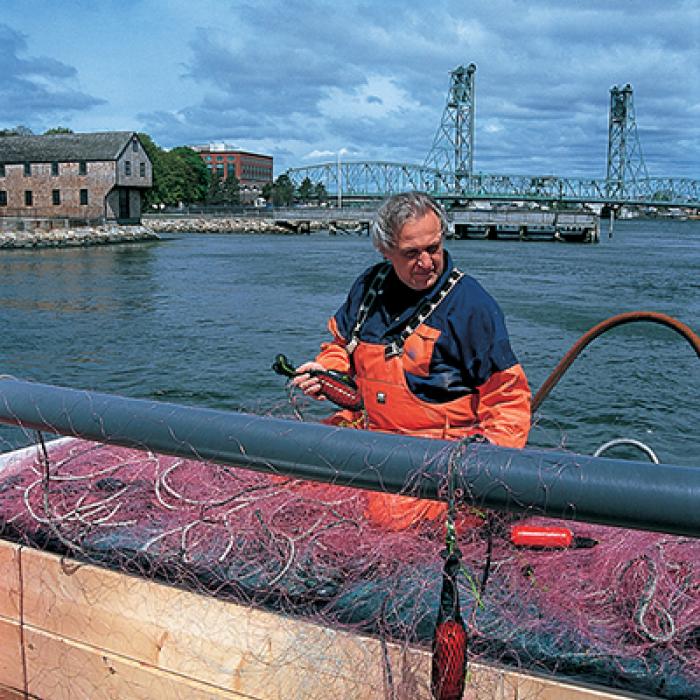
271 206 600 242
451 208 600 242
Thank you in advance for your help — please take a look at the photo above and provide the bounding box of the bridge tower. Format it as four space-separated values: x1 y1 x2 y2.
606 84 649 198
424 63 477 193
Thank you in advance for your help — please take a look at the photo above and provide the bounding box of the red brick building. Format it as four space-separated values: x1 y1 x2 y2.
0 131 152 224
192 144 273 202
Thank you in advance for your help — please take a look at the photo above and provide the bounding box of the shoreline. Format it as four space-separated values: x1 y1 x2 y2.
145 216 327 234
0 224 159 249
0 215 366 249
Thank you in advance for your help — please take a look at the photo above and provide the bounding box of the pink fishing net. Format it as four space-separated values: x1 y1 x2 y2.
0 435 698 699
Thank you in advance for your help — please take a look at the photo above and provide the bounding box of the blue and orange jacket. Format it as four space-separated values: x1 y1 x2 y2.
314 251 531 530
316 251 531 446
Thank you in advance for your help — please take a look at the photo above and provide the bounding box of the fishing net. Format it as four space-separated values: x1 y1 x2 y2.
0 412 698 700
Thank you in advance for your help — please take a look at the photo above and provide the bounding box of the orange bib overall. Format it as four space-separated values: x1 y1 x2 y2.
318 264 530 531
347 327 491 531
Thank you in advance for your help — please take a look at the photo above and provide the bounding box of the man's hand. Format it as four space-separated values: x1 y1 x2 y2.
291 361 327 400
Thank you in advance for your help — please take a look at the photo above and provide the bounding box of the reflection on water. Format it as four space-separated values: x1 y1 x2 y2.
1 220 698 465
0 243 161 315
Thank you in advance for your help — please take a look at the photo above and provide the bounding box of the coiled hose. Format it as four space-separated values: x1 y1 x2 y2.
532 311 700 414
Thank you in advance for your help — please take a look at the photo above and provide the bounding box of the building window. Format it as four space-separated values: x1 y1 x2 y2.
25 190 33 206
0 191 7 206
80 189 88 205
79 161 87 175
125 160 132 176
132 139 138 152
216 155 223 161
51 162 59 176
139 162 146 177
0 164 5 177
52 189 61 205
24 162 31 176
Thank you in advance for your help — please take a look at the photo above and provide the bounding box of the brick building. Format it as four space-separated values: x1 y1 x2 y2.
192 144 273 202
0 131 152 224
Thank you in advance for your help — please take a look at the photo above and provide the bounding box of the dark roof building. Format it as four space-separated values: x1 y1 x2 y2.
0 131 141 164
0 131 152 224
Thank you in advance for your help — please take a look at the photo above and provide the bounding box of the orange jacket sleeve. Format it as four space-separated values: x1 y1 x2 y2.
475 363 531 448
315 317 352 374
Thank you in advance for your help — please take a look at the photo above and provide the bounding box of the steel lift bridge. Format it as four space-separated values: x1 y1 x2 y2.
286 65 699 209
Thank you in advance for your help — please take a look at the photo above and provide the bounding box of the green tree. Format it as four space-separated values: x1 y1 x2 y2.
297 176 314 203
44 127 74 135
138 133 170 208
652 190 673 202
0 125 33 137
221 173 241 205
139 135 210 208
270 174 295 206
261 182 273 202
314 182 328 204
206 170 225 205
170 147 209 203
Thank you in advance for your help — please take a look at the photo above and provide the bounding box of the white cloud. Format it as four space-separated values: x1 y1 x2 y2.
304 149 336 160
0 1 697 177
319 75 423 121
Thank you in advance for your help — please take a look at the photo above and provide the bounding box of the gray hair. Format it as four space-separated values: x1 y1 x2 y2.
371 191 448 252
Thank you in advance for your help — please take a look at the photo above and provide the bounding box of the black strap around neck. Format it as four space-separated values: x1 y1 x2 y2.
384 268 463 359
345 263 464 358
345 262 391 355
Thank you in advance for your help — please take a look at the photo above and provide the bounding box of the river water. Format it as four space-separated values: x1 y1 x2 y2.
1 218 698 465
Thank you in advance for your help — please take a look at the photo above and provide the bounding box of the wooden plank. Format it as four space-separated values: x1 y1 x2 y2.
464 663 653 700
0 541 24 693
22 627 254 700
0 683 33 700
0 619 24 692
0 540 20 620
19 545 391 699
8 539 652 700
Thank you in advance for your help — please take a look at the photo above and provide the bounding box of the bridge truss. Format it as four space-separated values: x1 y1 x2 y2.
287 162 700 207
423 63 477 191
607 84 649 199
286 67 699 208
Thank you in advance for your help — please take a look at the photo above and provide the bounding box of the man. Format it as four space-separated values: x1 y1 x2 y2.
293 191 530 530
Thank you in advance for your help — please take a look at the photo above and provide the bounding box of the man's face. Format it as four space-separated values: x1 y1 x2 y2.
383 209 445 291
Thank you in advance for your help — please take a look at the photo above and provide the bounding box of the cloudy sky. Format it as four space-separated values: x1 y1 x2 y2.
1 0 698 178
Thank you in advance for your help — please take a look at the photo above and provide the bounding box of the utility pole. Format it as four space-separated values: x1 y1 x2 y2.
337 150 343 209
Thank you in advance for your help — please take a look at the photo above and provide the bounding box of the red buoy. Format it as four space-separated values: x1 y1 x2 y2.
431 551 468 700
510 524 597 549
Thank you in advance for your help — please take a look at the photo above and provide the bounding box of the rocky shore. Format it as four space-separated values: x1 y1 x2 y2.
0 215 359 248
145 216 325 234
0 224 159 249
